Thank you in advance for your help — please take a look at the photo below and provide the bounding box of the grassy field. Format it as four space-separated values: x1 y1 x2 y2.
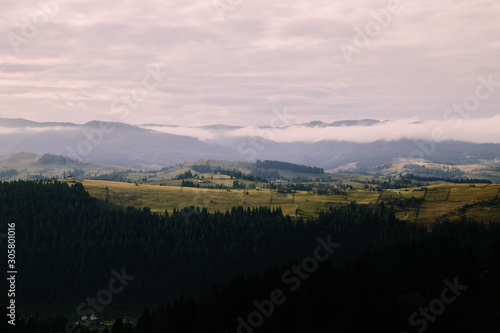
77 179 500 224
378 188 426 201
79 179 381 219
447 185 499 202
415 184 500 224
423 188 450 201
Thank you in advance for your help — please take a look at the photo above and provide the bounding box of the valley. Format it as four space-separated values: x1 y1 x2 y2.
79 179 500 225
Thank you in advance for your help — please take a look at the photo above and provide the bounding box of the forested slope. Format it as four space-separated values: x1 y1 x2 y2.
1 180 500 332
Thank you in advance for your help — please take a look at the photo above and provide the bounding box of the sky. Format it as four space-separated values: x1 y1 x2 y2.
1 0 499 129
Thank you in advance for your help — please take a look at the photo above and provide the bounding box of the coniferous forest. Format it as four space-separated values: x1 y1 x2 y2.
1 180 500 332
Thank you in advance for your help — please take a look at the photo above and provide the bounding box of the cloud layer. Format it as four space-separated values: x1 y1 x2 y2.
141 116 500 144
1 0 499 128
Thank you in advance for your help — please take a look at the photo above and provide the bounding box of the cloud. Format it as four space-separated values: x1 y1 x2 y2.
0 126 71 134
139 116 500 144
1 115 498 146
1 0 499 127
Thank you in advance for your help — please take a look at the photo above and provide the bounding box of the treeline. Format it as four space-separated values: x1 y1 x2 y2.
181 180 252 190
190 164 212 173
0 169 18 179
190 165 268 182
92 171 131 182
367 175 415 189
38 153 78 165
180 180 199 187
404 164 465 178
364 172 492 190
284 183 314 191
406 173 492 184
251 169 280 181
180 180 232 190
176 170 194 180
256 160 324 174
267 182 348 192
219 169 267 182
71 168 86 178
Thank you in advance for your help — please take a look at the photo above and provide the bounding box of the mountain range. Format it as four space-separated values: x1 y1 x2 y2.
1 118 499 170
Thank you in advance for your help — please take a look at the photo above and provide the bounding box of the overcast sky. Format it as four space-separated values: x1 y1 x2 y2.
1 0 499 128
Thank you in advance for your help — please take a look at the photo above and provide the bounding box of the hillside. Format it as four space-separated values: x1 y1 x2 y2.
3 180 500 332
0 152 129 180
76 178 500 225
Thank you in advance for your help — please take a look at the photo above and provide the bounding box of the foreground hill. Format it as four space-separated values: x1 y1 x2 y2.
2 180 500 332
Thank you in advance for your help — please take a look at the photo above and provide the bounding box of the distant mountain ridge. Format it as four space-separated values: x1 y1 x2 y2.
0 118 78 128
303 119 381 127
1 118 499 170
0 118 237 169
